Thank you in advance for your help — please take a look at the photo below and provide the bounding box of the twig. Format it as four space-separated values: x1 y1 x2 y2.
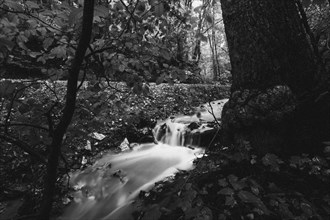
0 133 47 163
42 81 61 102
202 20 223 34
87 45 104 72
106 81 129 94
4 83 33 133
119 0 139 30
0 7 64 33
0 123 49 132
206 101 222 127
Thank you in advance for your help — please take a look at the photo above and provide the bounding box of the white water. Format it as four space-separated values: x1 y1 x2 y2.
60 99 228 220
60 135 204 220
153 99 228 147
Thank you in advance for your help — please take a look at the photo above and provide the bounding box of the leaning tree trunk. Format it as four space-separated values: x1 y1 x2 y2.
37 1 94 219
219 0 326 154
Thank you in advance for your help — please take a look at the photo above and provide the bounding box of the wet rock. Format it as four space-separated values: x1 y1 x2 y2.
138 135 154 143
188 122 200 130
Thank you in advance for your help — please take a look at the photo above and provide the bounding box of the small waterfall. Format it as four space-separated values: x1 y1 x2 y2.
60 99 228 220
153 118 203 147
60 144 203 220
153 99 229 147
153 119 187 146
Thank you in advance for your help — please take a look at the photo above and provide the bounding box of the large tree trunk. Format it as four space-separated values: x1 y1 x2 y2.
220 0 329 154
221 0 316 95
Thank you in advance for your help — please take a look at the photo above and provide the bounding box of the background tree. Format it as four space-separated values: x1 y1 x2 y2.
220 0 330 153
184 0 230 82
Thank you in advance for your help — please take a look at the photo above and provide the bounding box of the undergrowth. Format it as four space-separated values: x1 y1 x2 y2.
138 142 330 220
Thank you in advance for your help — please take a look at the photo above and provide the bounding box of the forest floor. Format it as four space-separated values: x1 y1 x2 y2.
1 81 330 220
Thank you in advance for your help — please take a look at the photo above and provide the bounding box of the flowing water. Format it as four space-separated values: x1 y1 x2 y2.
60 99 228 220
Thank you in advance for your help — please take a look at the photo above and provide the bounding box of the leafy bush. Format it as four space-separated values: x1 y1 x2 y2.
0 0 216 85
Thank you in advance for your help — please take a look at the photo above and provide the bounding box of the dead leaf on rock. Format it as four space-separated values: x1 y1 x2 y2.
119 138 130 151
89 132 106 141
84 140 92 151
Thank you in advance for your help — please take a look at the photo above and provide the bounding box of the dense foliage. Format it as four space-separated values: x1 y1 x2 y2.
0 0 230 84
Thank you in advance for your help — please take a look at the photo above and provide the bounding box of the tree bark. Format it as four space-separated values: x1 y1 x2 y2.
37 1 94 219
219 0 326 154
221 0 316 95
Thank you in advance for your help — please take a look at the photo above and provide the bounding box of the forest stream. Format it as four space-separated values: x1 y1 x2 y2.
59 99 228 220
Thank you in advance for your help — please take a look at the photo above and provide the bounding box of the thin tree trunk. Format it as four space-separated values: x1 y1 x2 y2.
177 35 184 61
211 4 221 81
37 1 94 219
213 34 221 80
208 34 217 80
192 0 205 62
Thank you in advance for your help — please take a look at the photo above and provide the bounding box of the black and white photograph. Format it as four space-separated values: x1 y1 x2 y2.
0 0 329 219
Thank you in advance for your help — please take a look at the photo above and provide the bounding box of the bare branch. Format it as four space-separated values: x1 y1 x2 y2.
4 83 35 133
0 7 64 33
0 123 49 132
0 133 47 164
